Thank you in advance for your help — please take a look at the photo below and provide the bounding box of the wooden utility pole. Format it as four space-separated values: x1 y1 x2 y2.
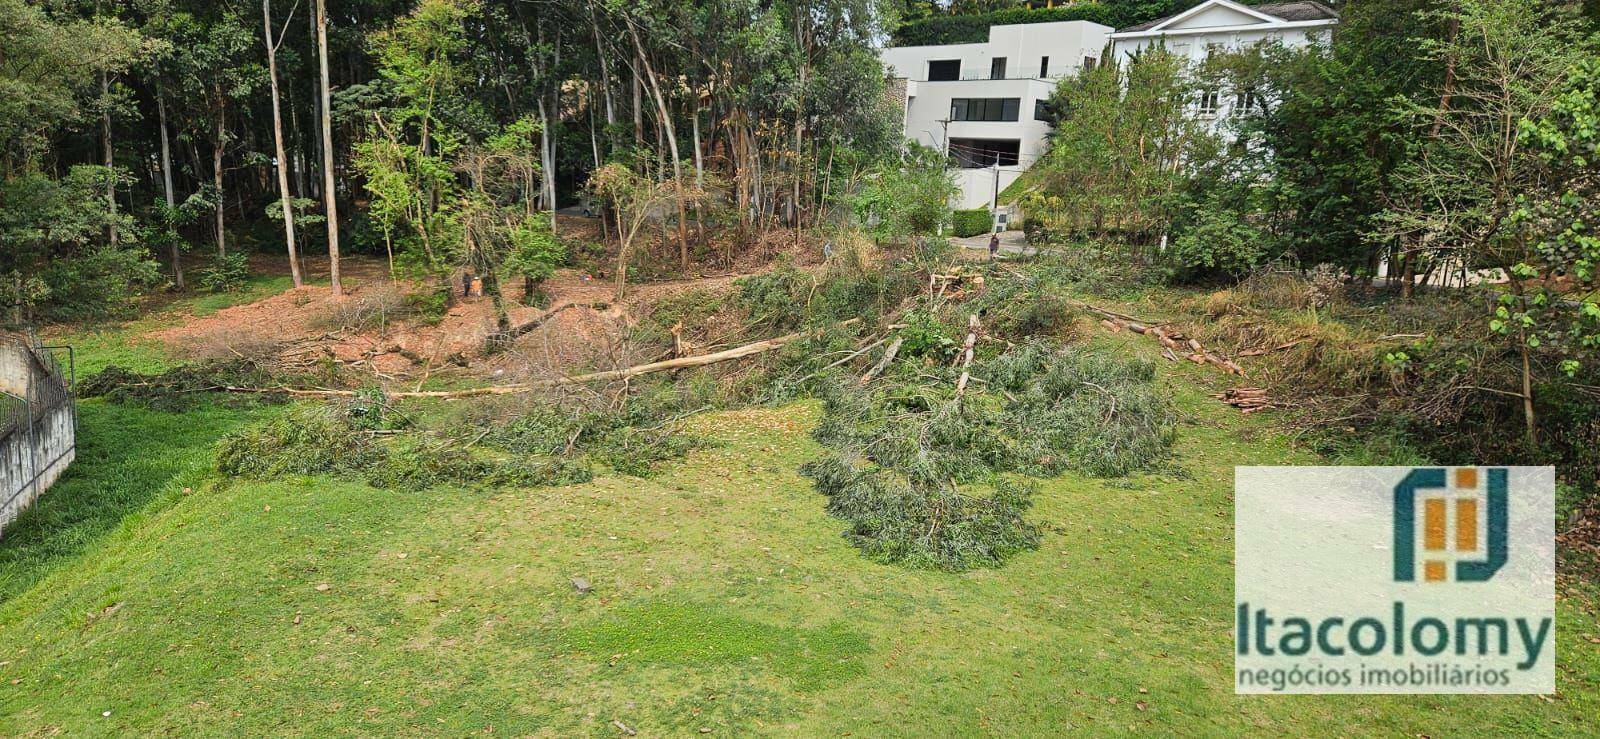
264 0 303 287
316 0 343 296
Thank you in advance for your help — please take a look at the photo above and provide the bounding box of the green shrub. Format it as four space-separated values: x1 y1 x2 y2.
198 252 251 293
950 209 992 238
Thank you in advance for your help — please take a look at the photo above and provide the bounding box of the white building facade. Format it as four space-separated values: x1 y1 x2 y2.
880 20 1112 211
1107 1 1338 123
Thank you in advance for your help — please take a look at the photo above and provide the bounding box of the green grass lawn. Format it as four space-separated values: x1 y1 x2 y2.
1 329 1597 735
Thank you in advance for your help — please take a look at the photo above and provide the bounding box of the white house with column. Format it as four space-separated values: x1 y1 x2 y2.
880 20 1113 212
1108 1 1338 122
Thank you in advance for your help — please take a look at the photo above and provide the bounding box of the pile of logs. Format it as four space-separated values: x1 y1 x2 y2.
1216 387 1273 413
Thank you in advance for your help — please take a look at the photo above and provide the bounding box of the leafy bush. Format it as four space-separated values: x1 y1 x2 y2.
197 252 252 293
950 208 991 238
1166 207 1269 282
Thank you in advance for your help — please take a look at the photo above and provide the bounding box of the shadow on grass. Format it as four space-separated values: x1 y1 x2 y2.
0 399 274 603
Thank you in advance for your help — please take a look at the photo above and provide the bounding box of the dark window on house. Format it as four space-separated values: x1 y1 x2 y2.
948 138 1020 168
950 98 1020 122
1039 56 1049 77
1235 87 1265 115
1083 55 1097 70
927 59 960 81
991 57 1007 80
1034 99 1055 123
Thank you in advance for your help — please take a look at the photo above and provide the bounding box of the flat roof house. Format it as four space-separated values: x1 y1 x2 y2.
880 20 1113 211
1108 1 1338 123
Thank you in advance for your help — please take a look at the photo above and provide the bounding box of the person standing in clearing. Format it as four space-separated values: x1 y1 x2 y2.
988 233 1000 261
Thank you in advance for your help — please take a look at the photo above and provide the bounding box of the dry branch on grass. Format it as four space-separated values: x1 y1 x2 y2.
1079 300 1246 377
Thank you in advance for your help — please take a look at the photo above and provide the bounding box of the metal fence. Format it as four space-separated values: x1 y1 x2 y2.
0 332 76 537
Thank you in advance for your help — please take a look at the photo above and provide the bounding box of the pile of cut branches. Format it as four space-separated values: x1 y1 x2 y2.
801 339 1176 571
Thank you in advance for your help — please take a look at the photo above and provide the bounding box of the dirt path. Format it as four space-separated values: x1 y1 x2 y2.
143 252 782 383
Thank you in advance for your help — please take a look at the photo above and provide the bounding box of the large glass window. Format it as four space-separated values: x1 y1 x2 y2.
927 60 960 81
949 98 1020 122
990 57 1007 80
948 138 1020 168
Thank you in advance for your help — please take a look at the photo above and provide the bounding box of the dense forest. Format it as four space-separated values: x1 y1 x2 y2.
3 0 924 326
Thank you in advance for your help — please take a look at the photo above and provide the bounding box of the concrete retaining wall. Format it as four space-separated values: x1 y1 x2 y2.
0 338 75 537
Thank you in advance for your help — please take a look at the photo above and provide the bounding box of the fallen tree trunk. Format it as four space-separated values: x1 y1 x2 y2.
1079 300 1245 378
954 313 980 397
858 336 903 386
228 318 860 399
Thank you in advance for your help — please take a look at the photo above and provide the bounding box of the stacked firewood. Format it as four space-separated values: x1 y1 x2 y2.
1216 387 1273 413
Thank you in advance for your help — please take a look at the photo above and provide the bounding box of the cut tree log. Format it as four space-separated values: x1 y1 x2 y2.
858 336 903 386
227 318 861 399
954 313 981 397
1216 387 1273 413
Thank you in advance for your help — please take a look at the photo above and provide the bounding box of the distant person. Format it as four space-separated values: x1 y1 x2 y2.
988 233 1000 261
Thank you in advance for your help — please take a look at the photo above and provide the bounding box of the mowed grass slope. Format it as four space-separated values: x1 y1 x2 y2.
2 329 1598 734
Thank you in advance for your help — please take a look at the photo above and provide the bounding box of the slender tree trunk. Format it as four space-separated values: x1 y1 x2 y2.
626 23 688 267
632 52 644 144
212 97 227 257
316 0 342 296
1520 334 1537 444
101 72 117 246
264 0 303 288
157 93 184 288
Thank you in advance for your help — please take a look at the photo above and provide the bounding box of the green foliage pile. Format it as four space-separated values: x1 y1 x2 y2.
78 360 285 411
216 402 594 490
801 340 1176 571
950 209 991 238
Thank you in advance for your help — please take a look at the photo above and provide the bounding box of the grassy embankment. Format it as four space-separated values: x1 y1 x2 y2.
1 281 1597 735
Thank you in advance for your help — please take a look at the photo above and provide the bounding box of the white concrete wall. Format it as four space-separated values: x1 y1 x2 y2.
881 20 1112 211
951 167 1025 211
1109 21 1334 126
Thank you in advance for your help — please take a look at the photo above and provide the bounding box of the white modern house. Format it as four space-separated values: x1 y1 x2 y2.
880 20 1113 211
1108 1 1338 123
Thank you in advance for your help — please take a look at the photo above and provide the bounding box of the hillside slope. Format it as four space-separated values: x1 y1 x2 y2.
2 330 1597 735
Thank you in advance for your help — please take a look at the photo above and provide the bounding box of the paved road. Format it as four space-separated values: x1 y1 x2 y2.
952 230 1033 256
